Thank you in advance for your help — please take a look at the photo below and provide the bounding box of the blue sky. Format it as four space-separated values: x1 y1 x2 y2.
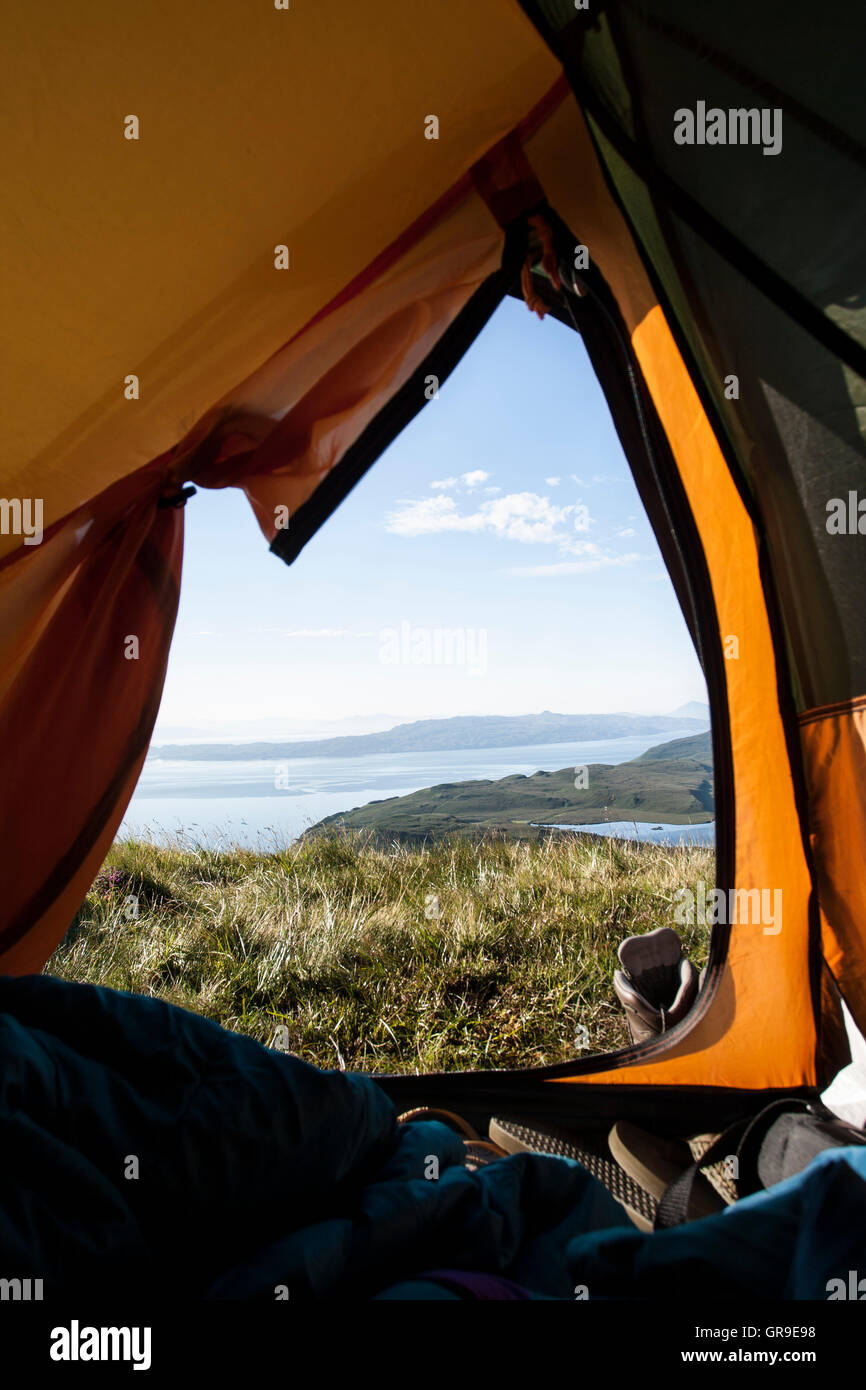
154 296 707 734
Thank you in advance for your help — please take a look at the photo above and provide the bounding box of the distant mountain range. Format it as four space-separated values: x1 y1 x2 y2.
151 710 709 763
151 713 409 744
670 701 711 721
307 729 715 844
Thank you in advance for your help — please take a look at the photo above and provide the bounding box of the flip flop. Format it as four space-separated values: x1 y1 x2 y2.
608 1121 724 1220
687 1132 739 1205
489 1116 657 1231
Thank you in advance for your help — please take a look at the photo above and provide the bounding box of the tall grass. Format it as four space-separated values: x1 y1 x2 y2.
47 831 714 1074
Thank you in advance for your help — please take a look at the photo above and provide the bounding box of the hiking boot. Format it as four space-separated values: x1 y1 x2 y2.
614 926 699 1045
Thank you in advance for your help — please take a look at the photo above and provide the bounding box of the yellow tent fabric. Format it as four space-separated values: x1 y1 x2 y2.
1 1 559 557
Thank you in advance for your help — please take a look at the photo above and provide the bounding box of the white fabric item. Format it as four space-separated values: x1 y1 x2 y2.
821 1001 866 1128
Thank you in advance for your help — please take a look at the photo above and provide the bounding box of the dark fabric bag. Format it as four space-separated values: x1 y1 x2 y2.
656 1099 866 1229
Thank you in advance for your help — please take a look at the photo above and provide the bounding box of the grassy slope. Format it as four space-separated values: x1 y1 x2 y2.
48 833 713 1073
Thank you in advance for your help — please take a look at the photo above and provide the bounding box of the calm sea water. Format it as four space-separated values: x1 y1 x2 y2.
538 820 715 847
121 729 714 850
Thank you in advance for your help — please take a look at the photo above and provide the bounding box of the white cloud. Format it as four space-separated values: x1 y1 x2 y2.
461 469 490 488
506 553 640 578
386 491 602 556
545 476 561 487
281 628 353 638
386 495 484 537
388 490 595 546
481 493 571 544
431 470 491 492
567 472 619 488
616 527 636 538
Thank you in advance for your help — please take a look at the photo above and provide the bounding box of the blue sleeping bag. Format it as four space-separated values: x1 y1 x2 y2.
0 974 625 1299
2 974 863 1300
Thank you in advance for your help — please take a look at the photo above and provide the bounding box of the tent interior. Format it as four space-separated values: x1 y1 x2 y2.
3 0 866 1178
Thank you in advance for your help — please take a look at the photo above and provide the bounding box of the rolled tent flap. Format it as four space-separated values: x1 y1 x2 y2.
0 471 183 975
187 189 509 549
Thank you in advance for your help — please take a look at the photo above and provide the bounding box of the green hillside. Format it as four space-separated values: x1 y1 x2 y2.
635 730 714 763
308 730 714 844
